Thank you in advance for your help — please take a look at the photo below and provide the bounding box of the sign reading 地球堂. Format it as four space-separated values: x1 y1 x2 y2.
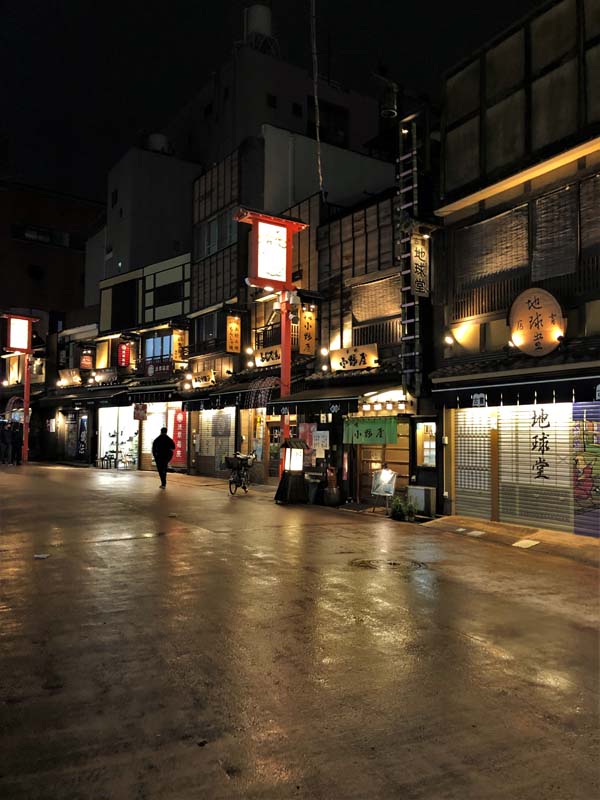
508 288 565 357
410 234 430 298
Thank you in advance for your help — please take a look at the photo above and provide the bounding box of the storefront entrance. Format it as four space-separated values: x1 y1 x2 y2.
452 402 600 536
98 406 139 468
140 402 187 471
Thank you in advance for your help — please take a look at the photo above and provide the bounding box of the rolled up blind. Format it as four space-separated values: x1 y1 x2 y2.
531 187 577 279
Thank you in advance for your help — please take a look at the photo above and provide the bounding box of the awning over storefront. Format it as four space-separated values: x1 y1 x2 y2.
127 384 181 404
36 389 130 408
432 372 600 407
266 382 401 416
211 376 280 409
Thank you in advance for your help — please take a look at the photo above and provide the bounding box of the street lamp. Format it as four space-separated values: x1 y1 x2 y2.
1 313 39 463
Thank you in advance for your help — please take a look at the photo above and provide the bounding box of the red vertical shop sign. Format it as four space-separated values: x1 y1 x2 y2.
171 409 187 468
118 343 131 367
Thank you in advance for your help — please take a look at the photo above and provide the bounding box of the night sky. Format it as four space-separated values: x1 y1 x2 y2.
2 0 543 202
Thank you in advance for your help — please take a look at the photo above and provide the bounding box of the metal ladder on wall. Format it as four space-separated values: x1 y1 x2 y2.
393 117 422 398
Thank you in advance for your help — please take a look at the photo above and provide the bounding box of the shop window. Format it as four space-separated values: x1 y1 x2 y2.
144 334 172 359
416 422 436 468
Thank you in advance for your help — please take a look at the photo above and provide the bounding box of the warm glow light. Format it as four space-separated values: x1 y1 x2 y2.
551 326 563 342
444 335 454 345
451 322 475 346
385 402 394 410
373 403 382 411
320 347 329 356
362 403 371 412
508 340 516 348
88 378 94 384
183 382 191 390
263 285 274 292
2 380 8 387
511 332 524 348
321 364 328 371
247 360 254 368
246 347 254 355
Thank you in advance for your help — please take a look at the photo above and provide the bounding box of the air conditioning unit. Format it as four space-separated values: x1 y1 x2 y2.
407 486 436 518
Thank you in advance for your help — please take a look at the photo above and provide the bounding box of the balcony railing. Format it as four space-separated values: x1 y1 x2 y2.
255 323 299 351
182 339 222 358
353 316 403 347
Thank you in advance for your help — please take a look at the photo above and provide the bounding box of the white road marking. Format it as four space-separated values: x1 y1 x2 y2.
512 539 540 549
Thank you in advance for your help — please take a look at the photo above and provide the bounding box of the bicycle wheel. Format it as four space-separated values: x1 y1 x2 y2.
242 468 250 492
229 478 238 495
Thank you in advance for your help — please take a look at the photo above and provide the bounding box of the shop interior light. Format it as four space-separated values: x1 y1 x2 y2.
320 347 329 356
373 402 383 411
362 403 371 412
321 364 328 372
385 402 394 411
364 390 377 397
397 402 405 411
444 334 454 345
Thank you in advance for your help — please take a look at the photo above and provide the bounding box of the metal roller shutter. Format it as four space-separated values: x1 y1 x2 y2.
455 408 492 518
498 403 573 531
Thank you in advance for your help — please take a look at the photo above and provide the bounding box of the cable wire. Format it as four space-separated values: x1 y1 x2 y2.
310 0 325 199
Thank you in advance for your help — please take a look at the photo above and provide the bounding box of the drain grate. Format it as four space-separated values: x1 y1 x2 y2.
349 558 427 571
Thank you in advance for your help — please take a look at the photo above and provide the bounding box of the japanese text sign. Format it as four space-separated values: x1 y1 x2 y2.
299 308 316 356
256 221 288 284
410 234 430 298
133 403 147 421
7 317 31 351
226 316 241 353
509 288 565 357
255 345 282 368
343 416 398 445
330 344 378 372
117 343 131 367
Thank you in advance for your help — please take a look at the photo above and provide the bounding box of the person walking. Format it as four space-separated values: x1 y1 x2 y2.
0 422 9 464
1 422 13 465
152 426 175 489
11 423 23 465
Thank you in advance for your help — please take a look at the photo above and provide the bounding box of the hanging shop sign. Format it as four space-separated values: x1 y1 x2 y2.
145 361 172 378
117 343 131 367
235 208 308 291
509 288 565 357
410 233 430 298
172 409 187 464
58 368 82 386
299 308 317 356
330 344 378 372
192 368 217 388
472 393 487 407
255 345 282 368
343 416 398 445
133 403 148 421
94 367 118 384
226 316 241 353
80 351 94 370
6 316 31 352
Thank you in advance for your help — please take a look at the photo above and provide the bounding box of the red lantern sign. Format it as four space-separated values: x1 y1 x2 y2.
118 342 131 367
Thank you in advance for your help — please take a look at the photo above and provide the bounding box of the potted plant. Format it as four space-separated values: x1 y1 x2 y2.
390 495 406 521
406 501 417 523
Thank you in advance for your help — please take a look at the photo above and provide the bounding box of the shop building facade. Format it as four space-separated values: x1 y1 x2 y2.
432 0 600 535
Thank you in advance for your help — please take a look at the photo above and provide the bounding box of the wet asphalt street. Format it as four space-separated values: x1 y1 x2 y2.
0 465 598 800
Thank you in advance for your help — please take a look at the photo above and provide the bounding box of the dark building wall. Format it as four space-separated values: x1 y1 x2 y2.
0 183 102 313
441 0 600 199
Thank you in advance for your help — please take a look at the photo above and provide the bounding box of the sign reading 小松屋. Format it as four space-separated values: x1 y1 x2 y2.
330 344 378 372
410 233 430 298
299 308 317 356
509 288 565 356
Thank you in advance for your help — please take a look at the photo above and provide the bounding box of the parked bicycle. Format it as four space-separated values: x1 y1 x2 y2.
225 451 256 494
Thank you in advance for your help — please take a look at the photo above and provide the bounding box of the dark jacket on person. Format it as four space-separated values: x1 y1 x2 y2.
0 424 10 446
11 424 23 448
152 433 175 462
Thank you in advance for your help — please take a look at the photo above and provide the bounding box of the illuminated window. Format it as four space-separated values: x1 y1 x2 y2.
416 422 436 468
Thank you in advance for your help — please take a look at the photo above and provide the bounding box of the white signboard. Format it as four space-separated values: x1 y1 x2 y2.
371 468 397 497
8 317 30 351
257 221 287 283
